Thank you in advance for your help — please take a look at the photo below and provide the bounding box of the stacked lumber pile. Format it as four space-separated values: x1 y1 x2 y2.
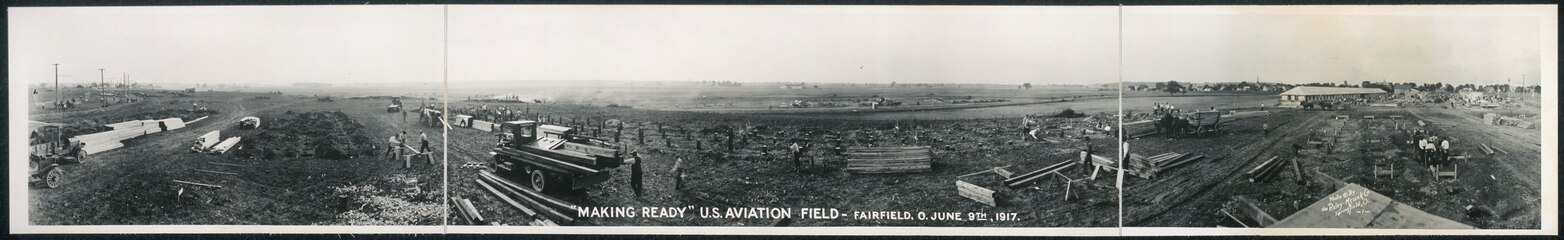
210 137 243 154
1126 152 1206 179
1245 156 1286 182
73 118 192 155
472 120 495 132
453 115 474 128
474 170 577 225
844 146 933 174
192 131 222 152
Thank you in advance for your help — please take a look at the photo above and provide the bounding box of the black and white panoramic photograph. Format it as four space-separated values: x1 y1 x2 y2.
7 3 1557 237
1118 6 1548 230
441 5 1124 227
10 6 449 226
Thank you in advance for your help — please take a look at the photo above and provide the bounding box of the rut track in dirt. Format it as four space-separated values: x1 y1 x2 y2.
1124 112 1327 226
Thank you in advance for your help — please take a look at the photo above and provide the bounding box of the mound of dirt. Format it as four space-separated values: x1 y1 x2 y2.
236 111 376 160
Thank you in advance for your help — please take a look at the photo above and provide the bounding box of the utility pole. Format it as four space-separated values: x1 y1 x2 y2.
99 68 105 94
53 63 59 97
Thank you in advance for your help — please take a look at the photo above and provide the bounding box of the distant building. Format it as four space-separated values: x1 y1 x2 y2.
1277 86 1387 107
780 83 807 89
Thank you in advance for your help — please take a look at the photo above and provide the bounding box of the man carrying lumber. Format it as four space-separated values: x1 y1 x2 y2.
386 131 404 160
629 152 644 198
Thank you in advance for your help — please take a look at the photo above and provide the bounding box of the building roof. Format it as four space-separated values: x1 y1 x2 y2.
1279 86 1387 96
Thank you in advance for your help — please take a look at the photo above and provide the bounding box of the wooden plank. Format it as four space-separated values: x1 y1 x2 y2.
1161 155 1205 170
845 146 930 151
479 175 574 223
955 165 1012 179
207 162 251 168
474 178 538 217
1003 161 1076 188
1245 156 1278 177
1234 196 1277 227
956 180 997 207
194 169 238 175
460 198 486 224
479 170 579 213
173 180 223 188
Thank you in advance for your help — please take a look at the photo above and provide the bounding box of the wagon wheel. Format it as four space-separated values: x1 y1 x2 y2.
43 168 63 188
528 169 548 192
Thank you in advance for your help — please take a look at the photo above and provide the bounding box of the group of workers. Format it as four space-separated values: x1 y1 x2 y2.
1414 129 1454 166
384 131 433 164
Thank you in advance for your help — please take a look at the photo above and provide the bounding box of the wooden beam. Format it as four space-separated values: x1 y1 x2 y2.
206 162 250 168
173 180 222 188
474 178 538 217
194 169 238 175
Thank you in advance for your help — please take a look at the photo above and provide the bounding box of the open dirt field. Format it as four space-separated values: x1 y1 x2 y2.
27 89 447 225
443 85 1125 227
1119 96 1542 229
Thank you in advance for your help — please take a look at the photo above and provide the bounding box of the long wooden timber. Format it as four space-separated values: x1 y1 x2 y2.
494 148 601 175
956 180 997 207
474 178 538 217
1246 156 1285 182
477 172 576 224
844 146 933 174
1003 160 1077 188
479 170 580 215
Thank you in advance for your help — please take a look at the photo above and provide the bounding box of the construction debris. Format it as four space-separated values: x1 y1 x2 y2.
844 146 933 174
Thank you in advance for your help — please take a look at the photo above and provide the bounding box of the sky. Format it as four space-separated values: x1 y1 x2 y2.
1124 5 1549 86
9 5 1551 87
7 6 444 86
448 6 1122 85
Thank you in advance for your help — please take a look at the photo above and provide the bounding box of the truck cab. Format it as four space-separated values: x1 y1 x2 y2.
491 120 624 192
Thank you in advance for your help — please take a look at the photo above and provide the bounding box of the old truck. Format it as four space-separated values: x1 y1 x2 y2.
388 97 403 113
29 122 85 188
490 120 624 192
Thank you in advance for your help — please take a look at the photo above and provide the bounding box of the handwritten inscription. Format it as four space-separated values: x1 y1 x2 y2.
1320 189 1373 216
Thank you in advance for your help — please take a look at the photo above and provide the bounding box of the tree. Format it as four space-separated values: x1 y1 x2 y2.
1164 81 1184 95
1022 83 1032 89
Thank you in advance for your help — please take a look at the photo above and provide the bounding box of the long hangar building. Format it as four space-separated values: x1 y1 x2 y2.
1277 86 1388 107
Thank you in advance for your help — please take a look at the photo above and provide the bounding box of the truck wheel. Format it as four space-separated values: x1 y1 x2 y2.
529 169 548 192
43 168 63 188
74 151 87 164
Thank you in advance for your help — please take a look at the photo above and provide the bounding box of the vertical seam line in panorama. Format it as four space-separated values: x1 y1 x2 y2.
441 4 450 232
1116 4 1125 235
